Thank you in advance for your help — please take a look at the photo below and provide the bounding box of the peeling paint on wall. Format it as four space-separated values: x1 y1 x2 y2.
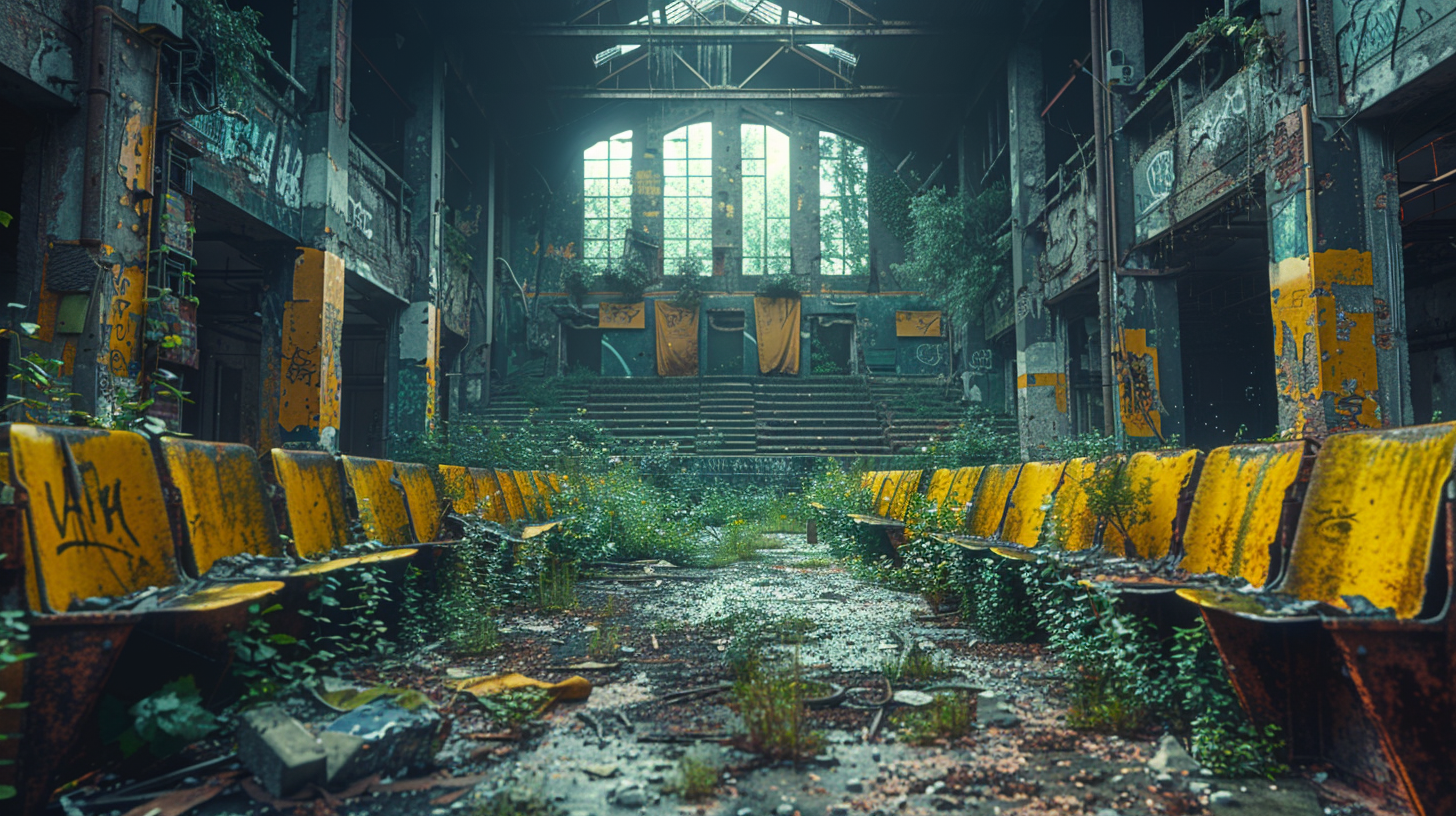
280 248 346 444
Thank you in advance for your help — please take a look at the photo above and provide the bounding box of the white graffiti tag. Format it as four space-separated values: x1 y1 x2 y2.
1143 150 1175 213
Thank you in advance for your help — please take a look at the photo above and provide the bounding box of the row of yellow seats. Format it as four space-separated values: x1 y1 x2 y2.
0 423 567 816
859 421 1456 621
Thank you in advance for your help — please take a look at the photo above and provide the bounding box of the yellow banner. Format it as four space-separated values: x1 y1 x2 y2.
755 297 800 375
599 302 646 329
896 311 943 337
655 301 699 377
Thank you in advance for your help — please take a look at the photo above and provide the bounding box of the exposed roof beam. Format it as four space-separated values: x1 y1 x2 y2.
538 87 945 99
511 24 945 41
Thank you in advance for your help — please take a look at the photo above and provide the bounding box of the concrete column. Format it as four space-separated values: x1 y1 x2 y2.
1265 112 1406 436
391 46 446 441
1008 42 1071 451
790 123 820 281
713 105 743 278
1107 0 1185 444
633 121 665 264
267 0 351 450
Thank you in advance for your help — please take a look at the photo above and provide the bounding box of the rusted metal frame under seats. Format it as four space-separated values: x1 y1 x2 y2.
1197 607 1392 783
1316 486 1456 816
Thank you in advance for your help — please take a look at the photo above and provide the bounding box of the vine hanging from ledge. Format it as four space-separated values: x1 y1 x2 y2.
180 0 272 110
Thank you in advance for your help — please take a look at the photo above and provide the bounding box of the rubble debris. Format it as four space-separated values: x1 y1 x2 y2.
236 705 328 796
324 698 447 784
1147 734 1199 774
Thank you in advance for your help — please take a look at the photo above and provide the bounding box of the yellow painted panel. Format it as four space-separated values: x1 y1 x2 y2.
966 464 1022 539
270 449 351 559
395 462 444 543
341 456 415 546
289 557 362 577
355 548 418 565
280 248 345 435
865 472 893 513
513 471 544 522
1281 422 1456 619
439 465 479 515
599 302 646 329
471 469 509 523
944 467 984 509
871 471 911 517
1180 443 1304 587
886 471 923 522
11 426 179 612
1117 329 1163 440
924 469 956 506
532 472 555 518
159 580 284 613
1045 458 1100 552
895 311 942 337
159 438 285 576
1000 461 1067 548
547 473 564 493
496 469 528 522
1101 449 1201 559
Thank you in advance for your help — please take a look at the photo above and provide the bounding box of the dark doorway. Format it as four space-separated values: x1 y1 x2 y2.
1056 288 1105 435
340 287 389 457
706 310 745 375
1179 265 1278 448
810 318 853 375
563 326 602 374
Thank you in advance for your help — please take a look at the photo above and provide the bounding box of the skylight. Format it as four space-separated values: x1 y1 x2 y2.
591 0 859 72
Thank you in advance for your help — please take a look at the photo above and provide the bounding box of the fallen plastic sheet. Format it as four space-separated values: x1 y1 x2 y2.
451 672 592 712
313 679 434 712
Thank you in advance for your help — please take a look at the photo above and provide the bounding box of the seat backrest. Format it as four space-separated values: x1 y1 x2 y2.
1043 457 1099 551
546 472 564 494
439 465 479 515
340 455 416 546
159 437 285 577
1180 442 1305 588
1000 460 1068 547
924 469 957 506
394 462 444 543
512 471 545 522
470 468 509 523
9 425 180 612
885 471 923 521
865 471 894 514
269 449 351 559
495 469 529 522
1101 449 1201 559
944 467 984 510
1279 423 1456 619
965 464 1022 539
531 472 555 517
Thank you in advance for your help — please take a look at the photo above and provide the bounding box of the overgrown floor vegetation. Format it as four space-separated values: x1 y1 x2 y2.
58 409 1371 816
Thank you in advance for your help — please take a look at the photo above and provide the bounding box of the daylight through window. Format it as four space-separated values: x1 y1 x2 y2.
820 132 869 277
583 131 634 271
663 122 714 273
741 124 791 276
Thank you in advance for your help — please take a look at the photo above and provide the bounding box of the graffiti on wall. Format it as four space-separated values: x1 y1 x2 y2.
182 87 305 231
1116 329 1164 439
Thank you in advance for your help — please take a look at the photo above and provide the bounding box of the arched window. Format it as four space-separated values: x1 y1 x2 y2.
663 122 713 273
741 123 791 276
819 132 869 276
583 130 633 271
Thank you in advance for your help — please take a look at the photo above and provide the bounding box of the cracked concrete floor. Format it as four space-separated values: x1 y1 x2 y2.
94 534 1400 816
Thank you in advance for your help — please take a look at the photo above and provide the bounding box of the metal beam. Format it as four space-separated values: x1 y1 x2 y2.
538 87 943 99
512 24 943 41
738 45 784 88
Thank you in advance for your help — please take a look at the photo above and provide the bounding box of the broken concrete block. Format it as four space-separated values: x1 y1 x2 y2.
237 705 327 796
321 731 367 786
324 698 445 784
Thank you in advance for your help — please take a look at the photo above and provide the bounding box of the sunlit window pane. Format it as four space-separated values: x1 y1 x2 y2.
583 131 634 271
819 132 868 276
662 122 713 271
740 123 791 276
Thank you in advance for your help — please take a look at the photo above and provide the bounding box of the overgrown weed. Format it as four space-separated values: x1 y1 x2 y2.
896 690 975 745
732 656 822 761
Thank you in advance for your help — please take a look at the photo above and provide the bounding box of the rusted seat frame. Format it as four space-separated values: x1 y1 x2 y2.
0 425 285 816
1180 429 1456 816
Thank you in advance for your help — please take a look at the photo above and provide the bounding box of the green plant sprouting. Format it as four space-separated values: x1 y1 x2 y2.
892 184 1011 321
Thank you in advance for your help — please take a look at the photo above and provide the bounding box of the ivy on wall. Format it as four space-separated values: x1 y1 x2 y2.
892 183 1011 319
181 0 271 111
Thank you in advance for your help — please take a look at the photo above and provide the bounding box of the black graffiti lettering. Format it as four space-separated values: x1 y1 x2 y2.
98 479 142 551
43 479 84 540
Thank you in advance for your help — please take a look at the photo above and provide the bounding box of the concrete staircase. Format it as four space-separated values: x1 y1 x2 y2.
699 379 757 455
587 379 701 453
479 375 1011 458
754 377 889 455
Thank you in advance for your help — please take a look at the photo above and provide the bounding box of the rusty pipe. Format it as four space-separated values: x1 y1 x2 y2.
1091 0 1115 434
80 4 114 247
